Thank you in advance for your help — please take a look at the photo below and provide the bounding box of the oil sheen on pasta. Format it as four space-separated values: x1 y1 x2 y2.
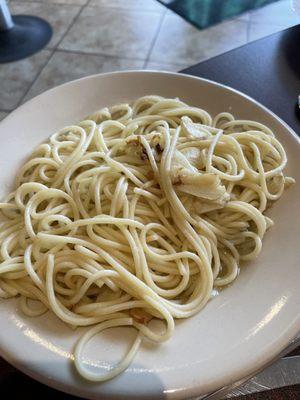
0 96 294 381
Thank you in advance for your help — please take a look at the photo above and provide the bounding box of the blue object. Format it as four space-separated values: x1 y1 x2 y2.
158 0 280 29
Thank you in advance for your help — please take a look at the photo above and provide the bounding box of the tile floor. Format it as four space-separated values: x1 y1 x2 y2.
0 0 299 116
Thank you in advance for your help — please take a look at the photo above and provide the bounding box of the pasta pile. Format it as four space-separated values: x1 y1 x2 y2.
0 96 294 381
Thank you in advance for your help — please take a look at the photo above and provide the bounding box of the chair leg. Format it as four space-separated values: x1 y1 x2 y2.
0 0 14 31
0 0 52 63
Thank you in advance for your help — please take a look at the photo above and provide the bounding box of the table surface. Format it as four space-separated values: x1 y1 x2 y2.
182 24 300 134
1 24 300 400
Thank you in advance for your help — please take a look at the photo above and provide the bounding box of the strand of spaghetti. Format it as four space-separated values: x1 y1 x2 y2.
74 318 142 382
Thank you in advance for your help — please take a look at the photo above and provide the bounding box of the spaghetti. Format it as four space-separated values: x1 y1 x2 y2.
0 95 294 381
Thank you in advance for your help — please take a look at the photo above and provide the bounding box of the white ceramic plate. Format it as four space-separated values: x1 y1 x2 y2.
0 71 299 400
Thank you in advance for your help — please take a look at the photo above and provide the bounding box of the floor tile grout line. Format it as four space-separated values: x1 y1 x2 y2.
143 10 166 68
16 2 87 107
14 50 55 109
55 46 188 68
10 0 86 7
42 1 88 52
56 2 167 62
54 47 148 62
91 5 166 17
88 6 164 15
85 0 166 14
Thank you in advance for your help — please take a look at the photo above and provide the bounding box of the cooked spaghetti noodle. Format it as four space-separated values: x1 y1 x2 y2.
0 95 294 381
